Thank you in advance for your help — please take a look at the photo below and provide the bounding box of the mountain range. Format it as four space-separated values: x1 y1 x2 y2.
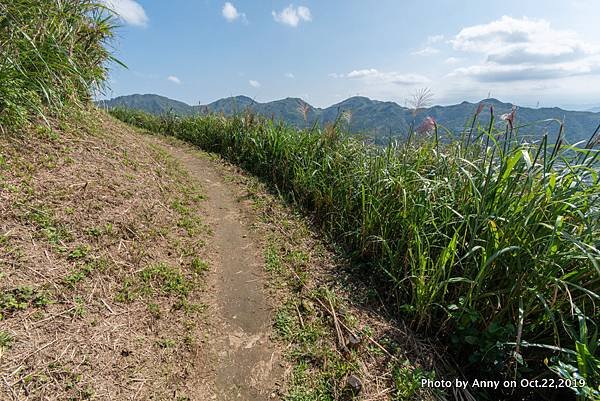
97 94 600 144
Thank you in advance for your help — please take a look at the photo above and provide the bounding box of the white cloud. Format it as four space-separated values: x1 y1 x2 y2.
332 68 430 85
222 2 246 23
101 0 148 26
426 34 444 44
412 46 440 56
272 5 312 27
450 16 600 82
285 72 295 79
249 80 261 88
444 57 461 64
450 60 600 82
167 76 181 84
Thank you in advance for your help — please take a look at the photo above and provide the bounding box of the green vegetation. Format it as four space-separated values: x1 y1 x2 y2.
116 263 196 303
111 107 600 397
0 0 116 130
0 331 14 350
100 93 600 143
1 286 53 320
2 0 599 397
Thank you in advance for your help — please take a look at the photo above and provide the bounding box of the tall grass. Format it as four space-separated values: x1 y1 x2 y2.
112 107 600 397
0 0 117 131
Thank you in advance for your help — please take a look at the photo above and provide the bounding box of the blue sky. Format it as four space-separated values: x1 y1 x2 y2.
102 0 600 110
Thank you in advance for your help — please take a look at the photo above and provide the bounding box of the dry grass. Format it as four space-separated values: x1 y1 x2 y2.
0 111 209 400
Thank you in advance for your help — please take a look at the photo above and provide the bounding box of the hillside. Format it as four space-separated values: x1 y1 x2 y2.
4 2 599 399
0 112 214 398
1 111 440 400
99 93 600 143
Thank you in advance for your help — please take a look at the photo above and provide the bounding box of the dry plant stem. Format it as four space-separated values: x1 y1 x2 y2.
287 264 397 361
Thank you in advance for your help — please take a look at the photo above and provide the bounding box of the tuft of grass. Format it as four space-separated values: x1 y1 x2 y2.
1 286 53 320
116 263 196 303
27 207 71 244
0 330 14 350
0 0 118 131
147 302 161 319
190 257 209 275
112 106 600 393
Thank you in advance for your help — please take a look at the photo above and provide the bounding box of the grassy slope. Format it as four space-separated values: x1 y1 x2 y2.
0 111 209 400
110 108 600 400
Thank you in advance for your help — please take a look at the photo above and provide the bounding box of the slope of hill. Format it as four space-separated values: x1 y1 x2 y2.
97 93 196 115
98 94 600 143
0 112 213 399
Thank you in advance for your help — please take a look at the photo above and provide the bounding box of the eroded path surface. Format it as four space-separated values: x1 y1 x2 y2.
163 143 281 400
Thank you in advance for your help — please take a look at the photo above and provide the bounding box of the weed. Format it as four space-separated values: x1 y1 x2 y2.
265 243 283 273
190 257 209 275
85 226 103 238
0 330 14 349
72 297 87 317
27 208 70 244
68 245 90 261
64 261 95 287
0 286 53 319
147 303 161 319
156 338 176 349
391 360 435 399
116 263 195 303
139 263 193 297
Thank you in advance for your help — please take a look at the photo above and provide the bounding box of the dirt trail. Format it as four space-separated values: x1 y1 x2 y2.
163 143 281 400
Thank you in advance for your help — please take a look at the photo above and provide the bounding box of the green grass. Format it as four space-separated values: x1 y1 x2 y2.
0 0 117 131
111 107 600 397
115 262 197 304
1 286 53 320
0 330 14 350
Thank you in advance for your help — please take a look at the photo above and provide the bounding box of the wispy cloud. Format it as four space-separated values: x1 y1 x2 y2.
222 2 246 23
426 34 444 44
249 79 261 88
272 5 312 27
167 76 181 84
450 16 600 82
331 68 430 85
284 72 295 79
444 57 461 64
101 0 148 27
411 46 440 56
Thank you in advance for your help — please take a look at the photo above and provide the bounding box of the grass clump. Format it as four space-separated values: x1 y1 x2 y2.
116 263 196 303
0 331 14 351
0 0 117 131
111 106 600 397
0 286 53 320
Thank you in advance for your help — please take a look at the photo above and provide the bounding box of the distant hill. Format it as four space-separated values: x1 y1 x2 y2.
98 94 600 144
97 94 194 115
